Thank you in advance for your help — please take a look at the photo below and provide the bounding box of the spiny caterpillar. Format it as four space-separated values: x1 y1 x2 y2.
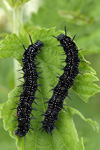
41 27 80 134
15 36 44 137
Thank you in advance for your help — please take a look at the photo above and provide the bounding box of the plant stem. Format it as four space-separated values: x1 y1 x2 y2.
13 7 23 34
0 0 13 29
13 7 23 86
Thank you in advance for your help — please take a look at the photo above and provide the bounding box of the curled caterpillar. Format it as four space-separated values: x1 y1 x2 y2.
41 27 80 134
15 36 44 137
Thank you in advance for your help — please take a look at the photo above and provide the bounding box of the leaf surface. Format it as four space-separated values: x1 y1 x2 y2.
0 27 100 150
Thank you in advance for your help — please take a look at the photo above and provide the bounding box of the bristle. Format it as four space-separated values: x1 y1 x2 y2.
72 34 76 41
64 26 67 36
29 34 33 45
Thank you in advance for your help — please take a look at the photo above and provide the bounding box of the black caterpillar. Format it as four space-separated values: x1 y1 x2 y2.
15 36 44 137
41 28 80 133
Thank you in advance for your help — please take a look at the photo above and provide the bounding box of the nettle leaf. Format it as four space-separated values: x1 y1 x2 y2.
0 33 29 59
73 73 100 103
6 0 30 7
0 88 98 150
79 52 96 75
0 27 100 150
72 51 100 102
67 107 99 132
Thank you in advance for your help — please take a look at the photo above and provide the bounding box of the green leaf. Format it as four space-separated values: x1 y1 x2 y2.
73 73 100 102
6 0 30 7
0 87 84 150
79 52 96 75
0 33 29 59
0 87 98 150
0 27 100 150
0 27 99 102
67 106 99 132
